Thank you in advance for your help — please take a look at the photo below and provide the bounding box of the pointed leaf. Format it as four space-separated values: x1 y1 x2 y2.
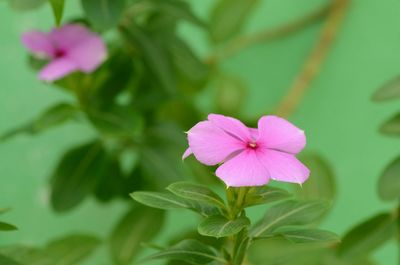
145 239 225 265
372 75 400 101
378 155 400 201
210 0 259 43
338 213 396 259
277 228 340 244
131 191 190 210
249 200 330 238
167 182 227 210
110 206 165 264
244 186 291 208
50 141 107 212
380 112 400 136
0 222 17 232
0 103 77 142
198 215 249 238
81 0 125 30
49 0 65 25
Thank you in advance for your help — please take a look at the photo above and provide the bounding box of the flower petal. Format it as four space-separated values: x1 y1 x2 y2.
66 35 107 72
216 149 270 187
21 31 54 57
49 24 92 50
182 148 192 160
258 116 306 154
208 114 251 142
39 58 78 82
187 121 245 166
257 149 310 184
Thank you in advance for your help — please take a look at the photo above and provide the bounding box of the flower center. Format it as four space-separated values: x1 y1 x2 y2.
54 49 66 58
248 142 257 149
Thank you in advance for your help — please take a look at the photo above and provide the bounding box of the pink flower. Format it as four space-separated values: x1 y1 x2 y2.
21 24 107 82
183 114 310 187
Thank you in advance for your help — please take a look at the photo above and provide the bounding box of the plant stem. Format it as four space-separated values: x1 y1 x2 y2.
206 3 331 64
397 202 400 265
274 0 349 118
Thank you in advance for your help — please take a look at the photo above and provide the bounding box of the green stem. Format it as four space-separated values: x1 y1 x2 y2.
397 203 400 265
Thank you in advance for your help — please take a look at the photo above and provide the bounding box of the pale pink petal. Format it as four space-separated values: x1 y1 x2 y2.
187 121 245 166
215 149 270 187
49 24 91 50
257 149 310 184
208 114 251 142
66 35 107 72
39 58 78 82
182 148 192 160
21 31 54 57
249 128 258 141
257 116 306 154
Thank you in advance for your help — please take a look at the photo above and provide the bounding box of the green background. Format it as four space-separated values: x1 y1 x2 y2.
0 0 399 263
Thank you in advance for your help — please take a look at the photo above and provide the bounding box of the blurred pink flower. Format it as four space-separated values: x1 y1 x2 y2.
183 114 309 187
21 24 107 82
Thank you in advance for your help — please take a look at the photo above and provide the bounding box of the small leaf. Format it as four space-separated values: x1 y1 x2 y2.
110 206 165 264
145 239 225 265
44 234 101 264
130 191 190 210
167 182 227 210
338 213 396 259
249 200 330 238
296 153 336 202
380 112 400 136
49 0 65 25
210 0 259 43
277 229 340 244
378 155 400 201
198 215 250 238
50 141 107 212
244 186 291 208
0 222 17 232
372 75 400 101
120 25 176 94
0 103 77 142
81 0 125 30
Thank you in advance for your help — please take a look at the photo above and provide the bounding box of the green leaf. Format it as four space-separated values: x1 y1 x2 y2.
87 105 144 138
131 191 190 210
50 141 107 212
167 182 227 210
338 213 396 260
49 0 65 25
249 200 330 238
120 25 176 94
132 0 205 27
81 0 125 30
232 230 250 265
7 0 45 11
276 229 340 244
372 75 400 101
198 215 250 238
0 222 17 232
110 206 165 264
44 234 101 265
0 103 78 142
0 254 21 265
380 112 400 136
244 186 291 208
296 153 336 202
378 155 400 201
145 239 225 265
210 0 259 43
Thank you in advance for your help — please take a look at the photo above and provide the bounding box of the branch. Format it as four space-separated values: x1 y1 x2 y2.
274 0 349 118
206 3 331 64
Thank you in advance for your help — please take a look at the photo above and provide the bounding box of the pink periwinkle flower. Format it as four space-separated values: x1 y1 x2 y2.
21 24 107 82
183 114 310 187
